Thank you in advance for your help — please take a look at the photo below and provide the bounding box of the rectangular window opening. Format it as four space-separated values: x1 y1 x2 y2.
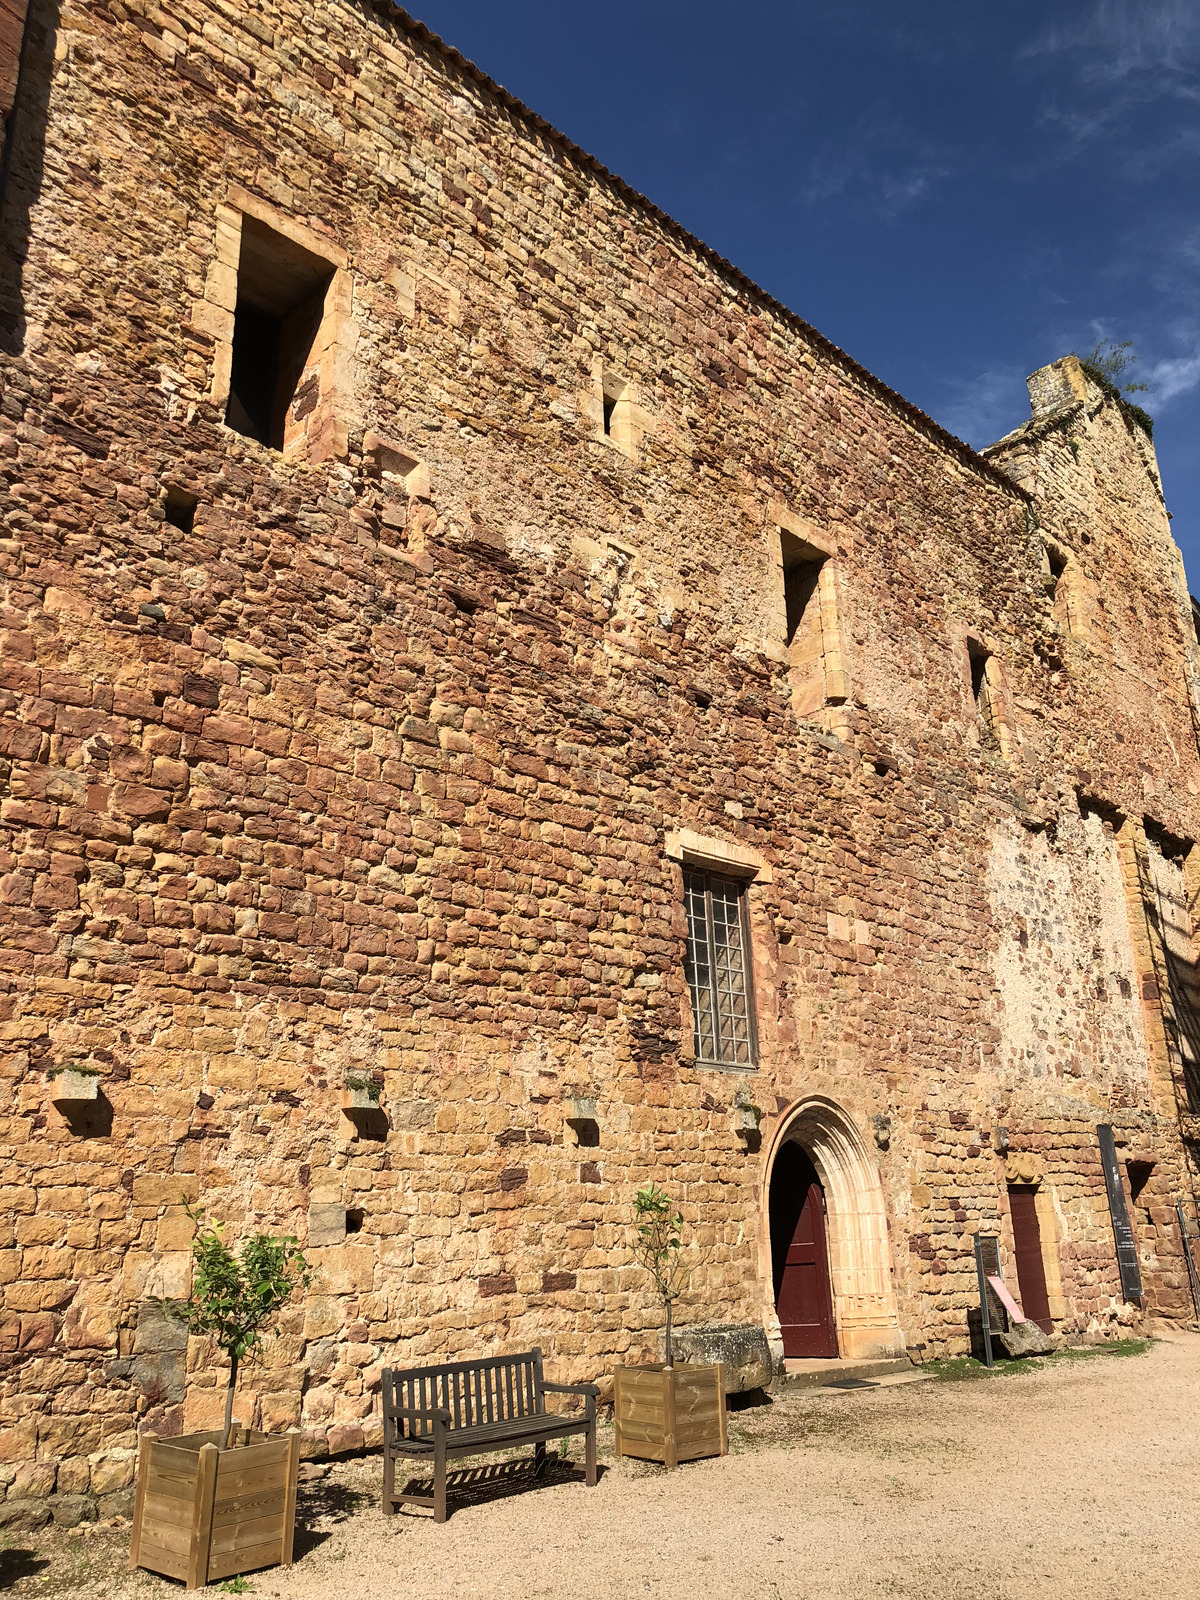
226 216 335 449
968 641 1000 749
781 531 824 647
164 488 197 535
602 394 617 436
683 869 758 1069
1044 544 1076 637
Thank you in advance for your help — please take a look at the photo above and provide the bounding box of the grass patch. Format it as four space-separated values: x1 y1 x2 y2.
924 1337 1151 1382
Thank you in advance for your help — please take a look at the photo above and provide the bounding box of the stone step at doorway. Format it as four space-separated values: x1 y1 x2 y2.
780 1357 925 1391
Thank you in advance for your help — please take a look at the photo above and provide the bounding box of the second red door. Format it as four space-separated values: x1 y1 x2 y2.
770 1143 838 1358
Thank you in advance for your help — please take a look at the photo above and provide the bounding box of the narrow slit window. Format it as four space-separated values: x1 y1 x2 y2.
968 640 1003 751
226 217 334 449
602 394 616 437
780 529 828 717
1046 546 1068 601
683 869 758 1069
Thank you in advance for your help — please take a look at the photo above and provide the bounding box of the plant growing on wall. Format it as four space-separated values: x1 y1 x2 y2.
1072 338 1154 437
633 1182 688 1368
159 1209 312 1449
343 1070 381 1102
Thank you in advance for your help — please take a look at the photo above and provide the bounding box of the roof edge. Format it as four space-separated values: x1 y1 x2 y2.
369 3 1031 503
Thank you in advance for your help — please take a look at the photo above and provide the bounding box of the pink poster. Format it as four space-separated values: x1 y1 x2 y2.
987 1274 1025 1323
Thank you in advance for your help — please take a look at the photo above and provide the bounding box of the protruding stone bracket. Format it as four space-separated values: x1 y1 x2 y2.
564 1095 599 1146
50 1067 100 1105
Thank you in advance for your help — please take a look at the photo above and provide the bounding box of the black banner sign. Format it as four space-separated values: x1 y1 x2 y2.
1098 1124 1143 1303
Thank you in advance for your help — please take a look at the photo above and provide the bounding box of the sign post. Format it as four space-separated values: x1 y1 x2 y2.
1177 1200 1200 1323
1097 1125 1143 1303
973 1233 1001 1369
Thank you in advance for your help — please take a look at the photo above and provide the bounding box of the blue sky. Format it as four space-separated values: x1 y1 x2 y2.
409 0 1200 584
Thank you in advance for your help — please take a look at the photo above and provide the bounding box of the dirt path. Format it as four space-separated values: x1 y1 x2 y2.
32 1334 1200 1600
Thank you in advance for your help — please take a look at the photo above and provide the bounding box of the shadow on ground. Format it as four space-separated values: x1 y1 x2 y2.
0 1549 50 1591
393 1455 601 1521
294 1476 372 1559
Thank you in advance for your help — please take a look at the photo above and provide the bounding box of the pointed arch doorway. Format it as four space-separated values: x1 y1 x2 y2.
762 1098 906 1362
770 1142 838 1358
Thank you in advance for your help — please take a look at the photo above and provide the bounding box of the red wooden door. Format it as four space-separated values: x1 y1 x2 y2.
1008 1185 1053 1334
770 1143 838 1358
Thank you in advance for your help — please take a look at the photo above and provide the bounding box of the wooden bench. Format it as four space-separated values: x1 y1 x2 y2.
381 1349 598 1522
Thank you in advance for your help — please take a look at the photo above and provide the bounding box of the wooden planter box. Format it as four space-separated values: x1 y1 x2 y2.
613 1362 727 1468
129 1427 300 1590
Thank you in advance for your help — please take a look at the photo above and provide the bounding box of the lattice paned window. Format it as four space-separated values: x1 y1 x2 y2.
684 870 758 1068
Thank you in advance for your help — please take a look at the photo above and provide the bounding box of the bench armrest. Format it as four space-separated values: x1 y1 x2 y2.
542 1380 599 1419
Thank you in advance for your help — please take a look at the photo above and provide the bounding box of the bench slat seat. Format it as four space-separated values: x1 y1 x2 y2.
389 1411 590 1455
381 1349 597 1523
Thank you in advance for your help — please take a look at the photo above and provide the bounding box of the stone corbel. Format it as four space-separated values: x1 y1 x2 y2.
1004 1152 1042 1185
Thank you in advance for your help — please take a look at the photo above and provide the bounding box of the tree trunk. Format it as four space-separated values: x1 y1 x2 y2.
220 1353 239 1451
664 1298 673 1370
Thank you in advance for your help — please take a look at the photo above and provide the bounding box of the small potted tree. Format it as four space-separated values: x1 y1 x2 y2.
129 1211 312 1590
612 1183 727 1468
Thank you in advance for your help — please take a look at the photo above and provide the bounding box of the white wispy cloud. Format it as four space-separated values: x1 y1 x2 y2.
935 368 1029 448
1021 0 1200 159
1145 340 1200 406
799 108 950 218
1023 0 1200 86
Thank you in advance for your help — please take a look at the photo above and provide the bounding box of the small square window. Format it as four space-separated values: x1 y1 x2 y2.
163 488 197 534
683 869 758 1069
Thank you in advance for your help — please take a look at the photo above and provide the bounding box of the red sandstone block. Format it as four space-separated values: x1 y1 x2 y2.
202 714 255 746
0 722 42 759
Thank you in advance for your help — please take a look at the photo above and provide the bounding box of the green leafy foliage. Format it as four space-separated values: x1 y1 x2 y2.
165 1209 312 1362
633 1182 689 1367
1073 340 1154 438
157 1208 312 1447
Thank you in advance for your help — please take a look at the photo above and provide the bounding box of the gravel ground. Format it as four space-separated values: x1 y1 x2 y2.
17 1333 1200 1600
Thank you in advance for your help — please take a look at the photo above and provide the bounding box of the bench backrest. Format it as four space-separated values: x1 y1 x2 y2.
383 1350 546 1438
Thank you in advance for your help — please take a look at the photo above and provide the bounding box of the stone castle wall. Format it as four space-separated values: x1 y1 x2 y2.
1 0 1199 1518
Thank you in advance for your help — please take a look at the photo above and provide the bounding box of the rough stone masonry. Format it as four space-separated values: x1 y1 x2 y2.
2 0 1200 1521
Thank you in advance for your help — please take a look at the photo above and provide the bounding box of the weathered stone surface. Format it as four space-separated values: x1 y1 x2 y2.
0 1500 52 1531
996 1321 1055 1359
671 1323 775 1392
0 0 1196 1511
49 1494 97 1527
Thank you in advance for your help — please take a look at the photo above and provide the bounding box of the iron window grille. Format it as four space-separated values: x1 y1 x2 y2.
683 869 758 1068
